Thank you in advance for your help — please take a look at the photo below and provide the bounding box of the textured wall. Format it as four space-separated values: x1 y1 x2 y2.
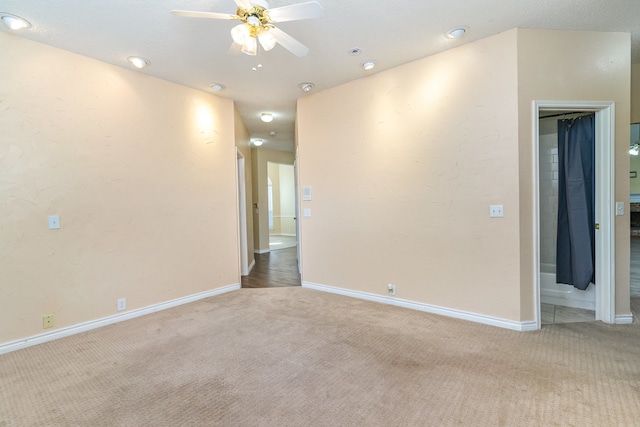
298 30 522 321
0 33 239 344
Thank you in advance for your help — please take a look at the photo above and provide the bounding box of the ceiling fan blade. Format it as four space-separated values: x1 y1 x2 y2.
234 0 253 9
171 10 236 20
268 27 309 57
267 1 324 23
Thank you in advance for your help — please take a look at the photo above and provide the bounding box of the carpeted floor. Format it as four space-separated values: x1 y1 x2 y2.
1 288 639 426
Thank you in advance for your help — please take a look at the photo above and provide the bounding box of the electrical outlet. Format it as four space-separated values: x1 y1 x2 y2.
48 215 60 229
489 205 504 218
43 315 54 329
387 284 396 296
117 298 126 312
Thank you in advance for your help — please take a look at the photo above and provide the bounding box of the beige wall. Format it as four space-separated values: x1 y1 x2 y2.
298 30 522 320
516 28 631 319
632 64 640 124
251 149 294 252
234 107 255 269
298 28 631 323
0 33 239 344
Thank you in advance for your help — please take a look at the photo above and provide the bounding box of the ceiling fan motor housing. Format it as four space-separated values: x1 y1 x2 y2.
237 3 271 27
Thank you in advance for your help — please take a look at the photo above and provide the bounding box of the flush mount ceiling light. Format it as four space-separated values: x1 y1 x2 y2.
172 0 324 58
209 83 225 91
127 56 150 69
261 112 273 123
1 13 31 30
446 26 468 39
253 139 264 146
362 61 376 71
298 82 315 92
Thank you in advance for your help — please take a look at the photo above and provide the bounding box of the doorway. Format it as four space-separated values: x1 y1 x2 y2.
533 101 616 329
267 162 297 251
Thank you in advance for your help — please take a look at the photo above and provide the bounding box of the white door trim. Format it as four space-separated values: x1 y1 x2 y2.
237 149 249 276
294 150 302 274
532 100 616 329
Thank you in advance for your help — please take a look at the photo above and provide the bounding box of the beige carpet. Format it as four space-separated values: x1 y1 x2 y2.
1 289 639 426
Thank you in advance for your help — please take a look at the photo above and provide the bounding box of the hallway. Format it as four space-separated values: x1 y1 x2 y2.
241 247 301 288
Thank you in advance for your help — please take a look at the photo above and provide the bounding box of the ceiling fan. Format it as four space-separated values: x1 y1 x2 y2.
172 0 324 57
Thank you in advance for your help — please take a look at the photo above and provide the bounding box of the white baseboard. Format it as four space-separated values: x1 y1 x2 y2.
248 259 256 274
615 313 634 324
0 283 240 355
254 248 270 254
302 281 538 332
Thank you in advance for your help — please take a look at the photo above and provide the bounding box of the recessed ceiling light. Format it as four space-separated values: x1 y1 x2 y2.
446 26 468 39
298 82 315 92
253 139 263 147
209 83 225 91
127 56 150 69
362 61 376 71
269 131 277 136
348 47 362 56
1 13 31 30
261 113 273 123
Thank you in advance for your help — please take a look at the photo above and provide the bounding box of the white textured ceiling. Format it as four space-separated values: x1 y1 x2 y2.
2 0 640 152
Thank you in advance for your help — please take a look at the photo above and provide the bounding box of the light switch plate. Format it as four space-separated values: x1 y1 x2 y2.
303 186 312 201
489 205 504 218
303 208 311 217
616 201 624 216
48 215 60 229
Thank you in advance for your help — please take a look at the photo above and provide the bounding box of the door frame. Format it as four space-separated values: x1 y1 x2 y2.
294 150 302 273
532 100 616 329
237 149 249 276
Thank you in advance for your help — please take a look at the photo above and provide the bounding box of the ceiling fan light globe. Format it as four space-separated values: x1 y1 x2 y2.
241 37 258 55
231 24 250 45
258 32 277 51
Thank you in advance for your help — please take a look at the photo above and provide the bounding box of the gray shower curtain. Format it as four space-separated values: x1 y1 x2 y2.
556 114 595 291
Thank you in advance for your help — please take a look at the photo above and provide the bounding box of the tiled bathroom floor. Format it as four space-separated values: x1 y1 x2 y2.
541 303 595 325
